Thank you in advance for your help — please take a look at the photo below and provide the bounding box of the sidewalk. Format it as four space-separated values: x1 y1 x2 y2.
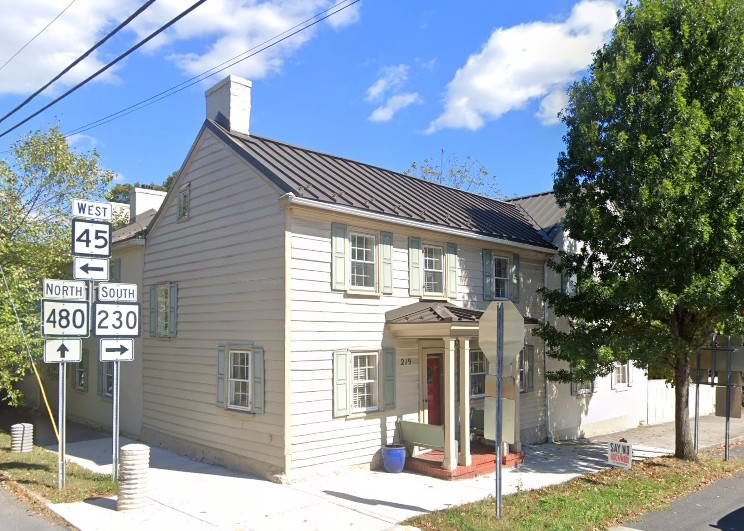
20 415 744 530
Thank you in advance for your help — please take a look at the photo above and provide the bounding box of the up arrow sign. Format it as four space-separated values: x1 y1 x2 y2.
44 339 82 363
57 343 69 358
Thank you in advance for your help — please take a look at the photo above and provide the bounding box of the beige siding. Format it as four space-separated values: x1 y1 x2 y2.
288 212 552 474
141 130 287 479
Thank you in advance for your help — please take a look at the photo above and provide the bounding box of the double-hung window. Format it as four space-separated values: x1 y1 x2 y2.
73 349 89 392
352 352 378 412
612 362 631 390
350 232 376 290
332 224 393 295
149 282 177 337
518 345 535 393
333 349 396 416
423 244 444 296
482 250 520 302
216 343 265 413
97 359 113 398
470 350 487 398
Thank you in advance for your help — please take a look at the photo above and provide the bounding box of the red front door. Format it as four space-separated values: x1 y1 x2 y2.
427 355 443 425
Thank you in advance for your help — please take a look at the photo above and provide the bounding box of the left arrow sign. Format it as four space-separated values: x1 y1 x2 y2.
73 257 109 281
44 339 82 363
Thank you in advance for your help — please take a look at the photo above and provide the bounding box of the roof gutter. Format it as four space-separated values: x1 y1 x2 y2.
280 193 557 255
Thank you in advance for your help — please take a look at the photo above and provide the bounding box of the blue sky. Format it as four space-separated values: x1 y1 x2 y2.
0 0 620 198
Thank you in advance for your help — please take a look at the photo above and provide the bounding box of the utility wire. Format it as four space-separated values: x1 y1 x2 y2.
0 0 158 126
0 0 78 75
65 0 359 137
0 0 210 140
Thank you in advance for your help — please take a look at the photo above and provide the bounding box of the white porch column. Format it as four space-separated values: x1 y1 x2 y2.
458 337 472 466
443 337 457 470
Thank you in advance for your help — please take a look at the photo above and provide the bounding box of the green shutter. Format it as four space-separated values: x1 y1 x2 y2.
482 249 494 301
167 283 178 337
380 231 393 295
97 359 105 396
511 254 521 303
333 349 350 417
408 237 422 297
149 285 157 336
331 223 347 291
447 243 458 299
252 347 265 413
80 349 89 392
216 345 226 406
527 345 535 392
383 348 396 410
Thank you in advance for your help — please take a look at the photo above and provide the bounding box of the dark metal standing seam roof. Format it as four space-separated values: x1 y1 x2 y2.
508 191 565 243
206 120 556 250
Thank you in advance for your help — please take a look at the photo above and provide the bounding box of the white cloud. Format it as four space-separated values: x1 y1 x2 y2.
0 0 360 95
427 0 618 133
365 65 410 102
369 92 423 122
536 85 569 125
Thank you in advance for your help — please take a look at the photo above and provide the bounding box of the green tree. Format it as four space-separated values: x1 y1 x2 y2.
405 149 501 198
538 0 744 460
0 126 114 405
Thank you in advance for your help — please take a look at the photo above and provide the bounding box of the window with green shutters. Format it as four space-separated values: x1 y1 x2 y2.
333 348 396 416
409 238 458 299
482 250 520 302
149 282 177 337
73 348 89 392
216 342 265 413
331 224 393 294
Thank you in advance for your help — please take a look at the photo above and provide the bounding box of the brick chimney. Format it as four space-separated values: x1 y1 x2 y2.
205 75 252 136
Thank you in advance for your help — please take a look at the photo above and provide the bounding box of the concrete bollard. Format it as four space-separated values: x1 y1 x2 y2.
10 423 33 452
117 444 150 511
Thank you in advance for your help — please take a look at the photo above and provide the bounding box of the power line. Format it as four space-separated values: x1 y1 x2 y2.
65 0 360 137
0 0 210 140
0 0 78 75
0 0 158 126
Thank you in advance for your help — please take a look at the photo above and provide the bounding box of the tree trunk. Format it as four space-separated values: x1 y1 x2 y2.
674 353 695 459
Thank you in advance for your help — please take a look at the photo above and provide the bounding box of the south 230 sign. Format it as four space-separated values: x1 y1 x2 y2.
92 302 140 338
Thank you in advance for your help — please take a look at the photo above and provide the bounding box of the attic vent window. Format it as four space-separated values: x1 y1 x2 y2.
177 184 190 220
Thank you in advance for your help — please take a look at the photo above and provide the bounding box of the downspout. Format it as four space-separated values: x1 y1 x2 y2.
543 260 553 443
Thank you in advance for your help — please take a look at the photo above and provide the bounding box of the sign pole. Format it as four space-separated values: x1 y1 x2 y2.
725 342 731 462
495 302 504 519
58 362 67 490
694 351 700 455
112 360 120 480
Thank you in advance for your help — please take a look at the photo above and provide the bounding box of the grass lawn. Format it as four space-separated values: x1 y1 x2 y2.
0 429 117 505
404 452 744 530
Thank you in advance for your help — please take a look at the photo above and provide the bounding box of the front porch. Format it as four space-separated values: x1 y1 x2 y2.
404 442 525 480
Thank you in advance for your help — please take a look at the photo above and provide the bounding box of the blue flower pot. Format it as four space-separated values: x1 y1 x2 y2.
381 444 406 473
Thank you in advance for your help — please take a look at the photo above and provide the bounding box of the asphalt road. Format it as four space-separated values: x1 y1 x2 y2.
0 486 66 530
617 445 744 531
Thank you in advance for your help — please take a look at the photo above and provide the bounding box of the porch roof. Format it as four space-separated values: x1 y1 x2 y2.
385 301 539 338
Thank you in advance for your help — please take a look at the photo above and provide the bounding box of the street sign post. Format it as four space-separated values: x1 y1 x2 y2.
41 300 89 338
71 219 112 258
92 302 141 338
44 339 82 363
73 257 109 281
100 339 134 361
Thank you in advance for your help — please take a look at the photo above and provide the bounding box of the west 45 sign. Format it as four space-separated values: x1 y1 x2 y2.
72 219 111 258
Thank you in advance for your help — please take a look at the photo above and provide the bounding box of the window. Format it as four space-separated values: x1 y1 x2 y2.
331 224 393 295
149 282 177 337
97 360 113 398
493 256 510 299
423 244 444 296
518 345 535 393
349 232 376 290
216 344 265 413
470 350 487 397
73 348 89 392
228 349 252 411
333 349 395 416
177 185 190 220
572 378 594 396
482 250 520 302
109 259 121 283
613 362 631 389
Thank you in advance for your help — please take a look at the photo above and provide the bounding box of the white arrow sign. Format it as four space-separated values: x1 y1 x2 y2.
100 339 134 361
44 339 82 363
73 257 109 281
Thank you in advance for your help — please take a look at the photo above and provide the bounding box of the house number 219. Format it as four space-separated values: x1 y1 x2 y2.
400 357 413 366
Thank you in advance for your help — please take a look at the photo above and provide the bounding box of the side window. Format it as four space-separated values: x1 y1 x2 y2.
612 362 632 390
216 343 265 413
333 349 395 416
518 345 535 393
73 348 89 392
177 184 190 220
109 258 121 283
470 350 487 397
149 282 177 337
97 359 113 398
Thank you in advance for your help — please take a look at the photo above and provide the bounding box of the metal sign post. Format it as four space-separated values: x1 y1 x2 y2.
495 302 504 518
57 363 66 490
112 361 120 480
